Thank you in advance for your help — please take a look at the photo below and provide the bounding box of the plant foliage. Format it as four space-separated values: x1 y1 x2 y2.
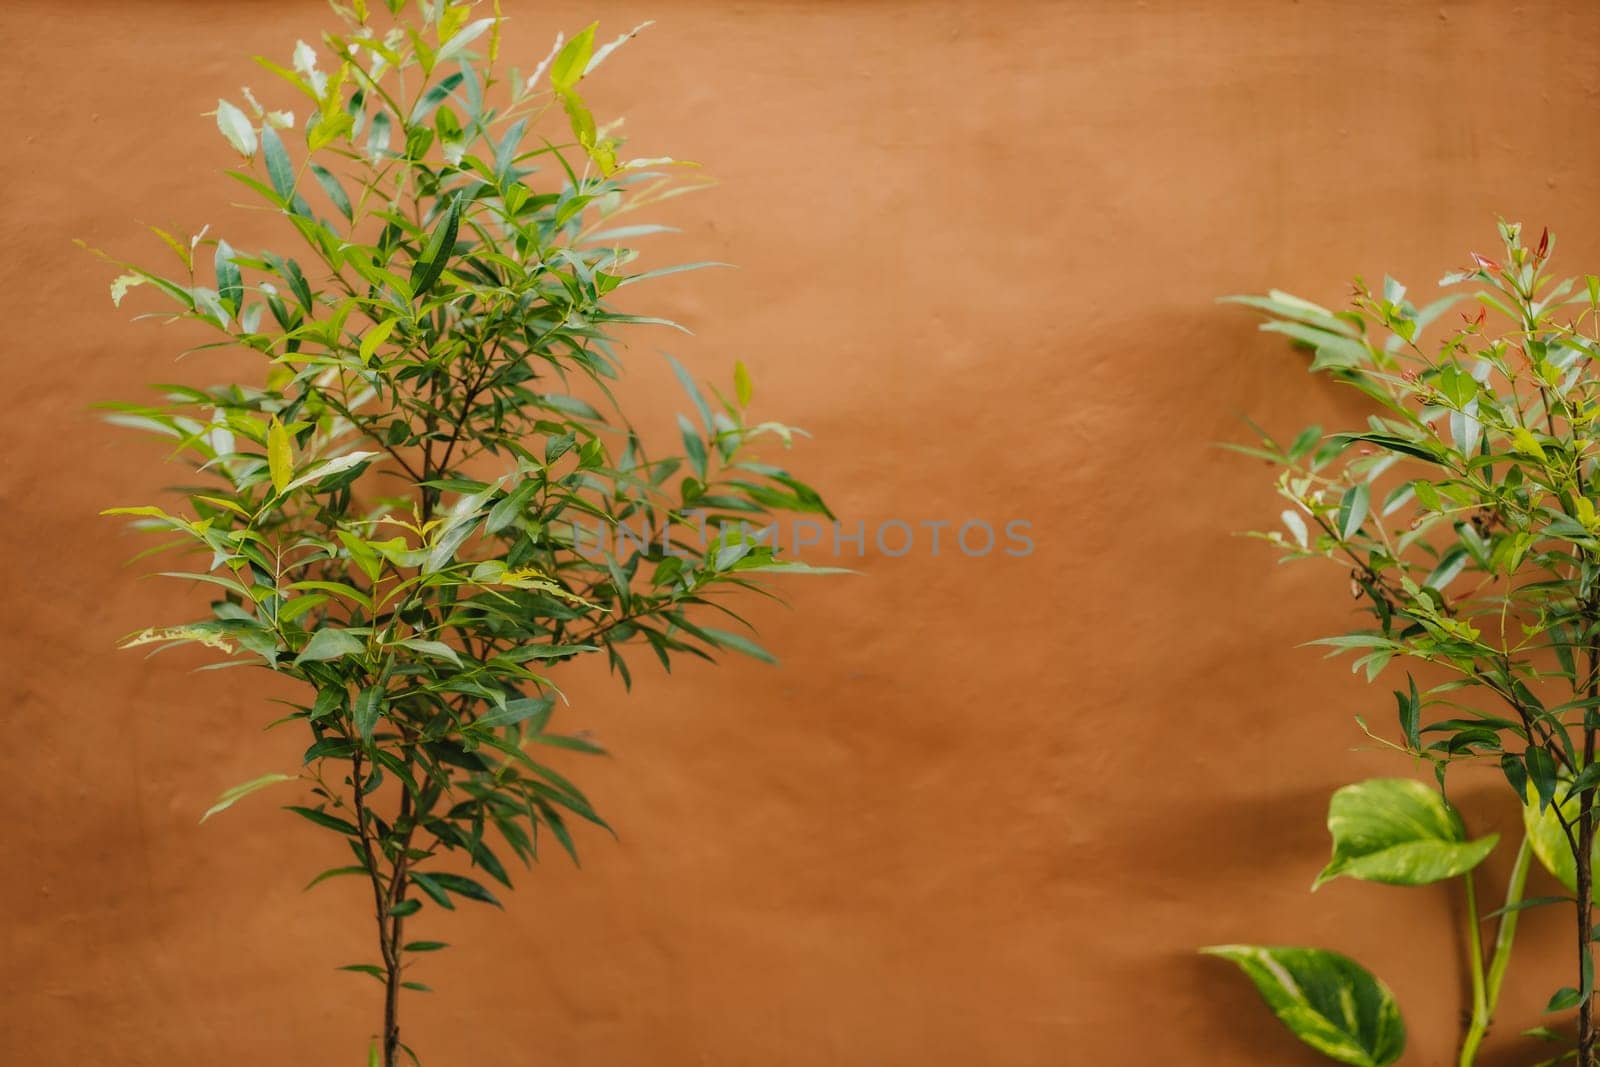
94 2 833 1062
1228 222 1600 1064
1203 944 1406 1067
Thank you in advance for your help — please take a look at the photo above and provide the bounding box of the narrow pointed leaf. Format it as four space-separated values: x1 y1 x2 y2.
267 417 293 495
261 124 295 200
353 685 385 743
294 628 365 665
200 772 297 823
409 194 463 300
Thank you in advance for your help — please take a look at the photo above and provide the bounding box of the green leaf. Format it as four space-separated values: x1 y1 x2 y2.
700 626 776 664
407 71 464 125
1332 432 1439 463
436 17 494 66
303 737 356 763
286 805 360 836
475 694 554 730
403 941 449 953
485 479 539 534
295 628 366 665
1528 747 1560 813
214 239 243 315
1315 778 1496 888
666 353 713 431
305 865 367 890
308 109 353 155
428 870 502 908
1423 545 1469 593
310 687 344 721
216 99 257 157
1258 320 1371 370
1203 946 1405 1066
200 772 297 823
678 414 707 481
1502 752 1529 803
408 871 456 910
359 319 398 365
396 638 462 667
409 194 463 300
549 23 596 93
1549 987 1584 1013
1395 675 1421 752
1286 425 1322 461
1524 779 1600 902
1338 483 1369 540
1433 363 1479 408
412 869 503 909
1511 426 1546 459
260 123 296 201
309 163 353 222
284 451 379 494
367 109 392 161
1480 895 1570 921
353 685 385 743
267 416 293 495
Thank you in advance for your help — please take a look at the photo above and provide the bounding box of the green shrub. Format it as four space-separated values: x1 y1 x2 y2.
94 3 835 1062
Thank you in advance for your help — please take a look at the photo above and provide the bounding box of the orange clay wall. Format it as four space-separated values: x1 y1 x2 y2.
7 2 1600 1063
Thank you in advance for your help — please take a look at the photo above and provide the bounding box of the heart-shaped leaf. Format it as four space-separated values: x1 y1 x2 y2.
1202 945 1405 1067
1316 778 1497 888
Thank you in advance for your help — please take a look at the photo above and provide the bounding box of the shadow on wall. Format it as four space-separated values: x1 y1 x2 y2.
1173 950 1337 1066
1120 782 1336 887
1129 783 1352 1064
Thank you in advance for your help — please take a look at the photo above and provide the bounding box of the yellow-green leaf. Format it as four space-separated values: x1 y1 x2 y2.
734 360 753 407
268 416 293 495
359 319 398 365
1511 426 1545 459
1524 779 1600 902
1315 778 1497 888
548 22 596 93
200 772 298 823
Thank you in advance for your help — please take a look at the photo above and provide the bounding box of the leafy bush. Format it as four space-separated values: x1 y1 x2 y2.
1214 223 1600 1065
94 3 834 1062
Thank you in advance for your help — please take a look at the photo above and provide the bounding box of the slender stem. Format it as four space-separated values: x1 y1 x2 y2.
381 765 415 1067
1460 870 1489 1067
1459 833 1534 1066
1580 817 1595 1066
349 749 400 1067
1486 834 1535 1010
1580 642 1600 1066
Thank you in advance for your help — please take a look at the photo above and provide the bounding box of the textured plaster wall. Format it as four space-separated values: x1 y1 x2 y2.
6 1 1600 1064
